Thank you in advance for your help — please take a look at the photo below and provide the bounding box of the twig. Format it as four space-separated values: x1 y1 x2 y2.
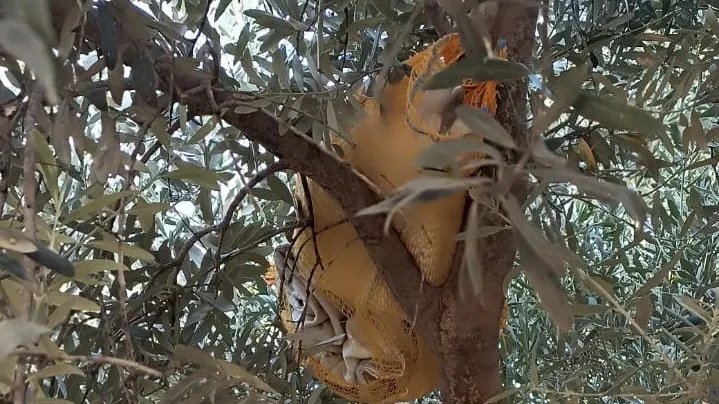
111 109 158 390
151 162 289 284
371 5 423 101
153 224 219 273
17 349 163 378
191 221 305 283
13 86 44 404
538 0 552 85
214 161 289 262
229 149 263 215
190 0 213 51
580 271 690 387
294 175 327 335
115 205 135 371
103 109 157 401
0 108 22 216
220 222 306 263
71 354 163 378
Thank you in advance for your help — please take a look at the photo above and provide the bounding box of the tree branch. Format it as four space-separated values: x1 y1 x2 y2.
151 161 290 281
13 86 44 404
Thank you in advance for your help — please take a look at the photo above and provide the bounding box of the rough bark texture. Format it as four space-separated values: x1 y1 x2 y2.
33 1 537 402
429 3 539 403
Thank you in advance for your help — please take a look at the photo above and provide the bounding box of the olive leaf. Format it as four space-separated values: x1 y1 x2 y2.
425 57 529 90
572 91 664 135
0 20 58 104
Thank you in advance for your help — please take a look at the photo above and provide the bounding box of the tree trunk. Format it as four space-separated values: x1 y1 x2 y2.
433 2 539 403
436 227 514 403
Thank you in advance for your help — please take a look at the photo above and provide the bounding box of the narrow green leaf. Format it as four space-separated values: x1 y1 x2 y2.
244 9 300 32
65 190 135 222
0 319 50 361
572 91 664 135
33 130 60 203
416 135 504 171
73 259 131 276
630 251 681 300
706 8 719 37
272 47 291 90
215 0 234 20
675 295 712 325
151 116 170 147
425 57 529 90
45 291 100 312
240 49 265 88
0 20 58 104
130 51 157 105
266 175 294 205
163 164 222 190
0 253 25 279
26 246 74 277
46 298 77 329
127 202 171 216
536 65 589 134
0 228 39 254
455 105 517 149
87 239 156 262
28 363 85 382
188 116 218 144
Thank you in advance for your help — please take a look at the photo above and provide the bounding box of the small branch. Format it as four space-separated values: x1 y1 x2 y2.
152 162 289 282
538 0 552 85
214 161 289 259
126 110 160 183
0 107 22 216
190 221 306 283
46 0 438 365
293 175 327 335
113 111 156 368
13 86 44 404
17 349 163 378
0 122 10 215
220 161 290 231
190 0 213 50
153 225 219 273
175 89 436 332
219 222 306 263
71 354 163 378
115 207 135 374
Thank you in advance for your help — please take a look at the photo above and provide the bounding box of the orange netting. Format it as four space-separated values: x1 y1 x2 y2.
405 34 508 141
270 33 510 403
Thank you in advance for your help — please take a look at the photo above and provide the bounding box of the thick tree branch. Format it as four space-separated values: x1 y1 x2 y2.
210 104 443 335
13 87 45 404
428 2 539 403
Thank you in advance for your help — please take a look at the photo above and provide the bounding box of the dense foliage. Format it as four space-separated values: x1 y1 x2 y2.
0 0 717 403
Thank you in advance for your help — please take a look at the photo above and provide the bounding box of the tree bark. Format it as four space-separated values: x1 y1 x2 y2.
429 3 539 403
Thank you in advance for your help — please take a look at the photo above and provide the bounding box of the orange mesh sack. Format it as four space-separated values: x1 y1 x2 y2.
271 34 509 403
405 34 508 141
